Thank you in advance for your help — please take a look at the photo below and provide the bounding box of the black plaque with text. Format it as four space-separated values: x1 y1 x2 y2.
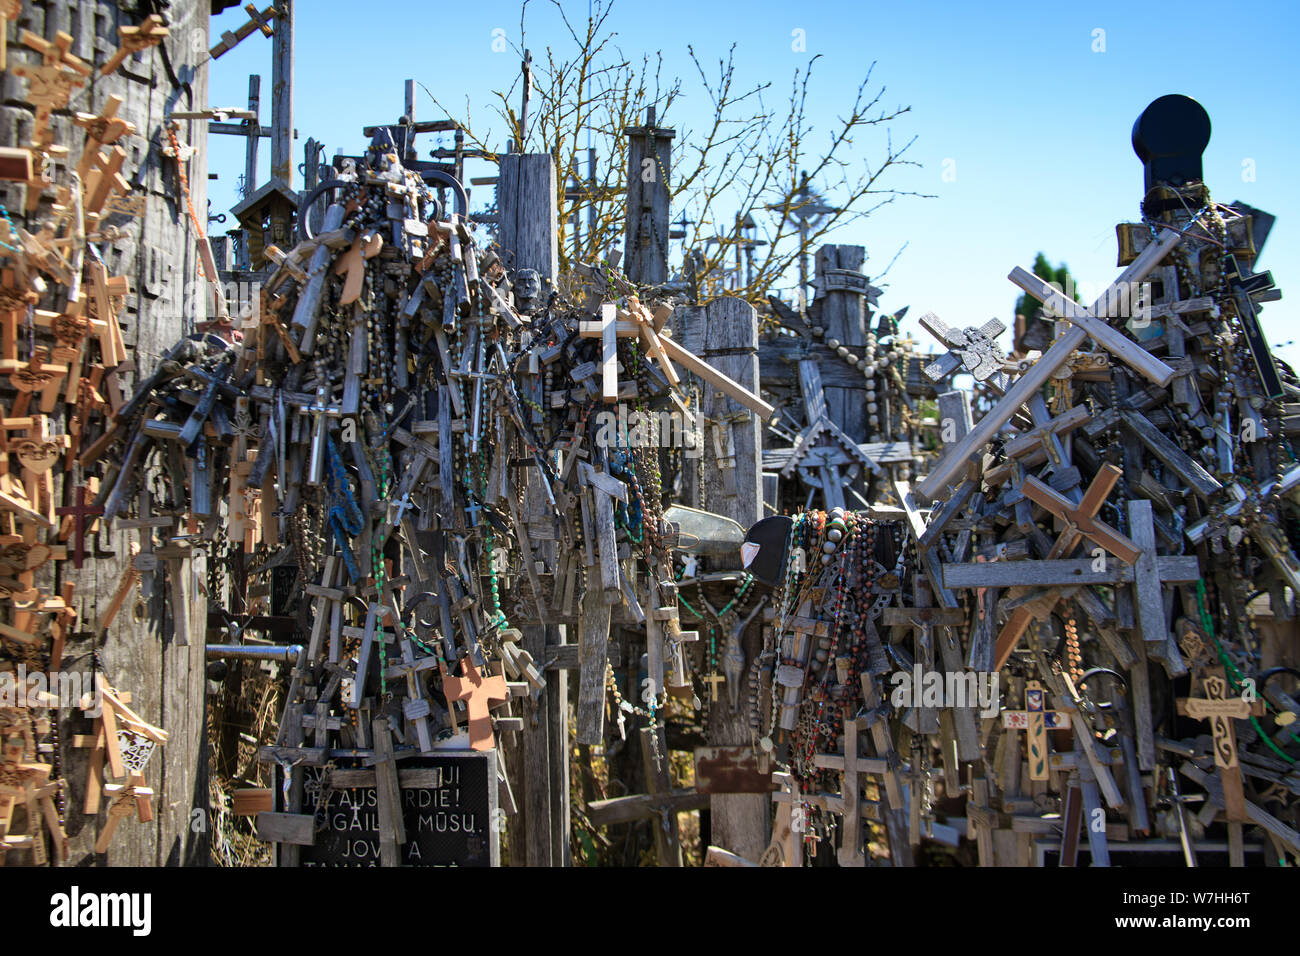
279 751 499 867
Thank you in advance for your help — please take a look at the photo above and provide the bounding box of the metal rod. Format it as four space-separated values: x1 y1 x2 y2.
206 643 303 664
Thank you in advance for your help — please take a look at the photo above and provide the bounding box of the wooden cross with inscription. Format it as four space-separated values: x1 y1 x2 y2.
441 656 511 751
918 311 1009 388
1177 668 1262 822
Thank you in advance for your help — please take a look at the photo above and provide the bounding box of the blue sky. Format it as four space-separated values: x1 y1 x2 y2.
207 0 1300 366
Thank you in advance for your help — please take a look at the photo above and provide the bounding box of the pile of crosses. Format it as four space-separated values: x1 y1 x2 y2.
0 21 182 863
97 121 776 863
744 95 1300 868
907 95 1299 866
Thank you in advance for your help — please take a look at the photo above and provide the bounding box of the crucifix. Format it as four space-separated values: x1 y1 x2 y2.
440 656 511 751
55 483 103 569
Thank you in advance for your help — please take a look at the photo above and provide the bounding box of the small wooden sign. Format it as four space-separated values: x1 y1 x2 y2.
277 752 499 867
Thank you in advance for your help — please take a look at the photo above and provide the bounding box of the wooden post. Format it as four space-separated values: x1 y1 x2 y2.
623 107 673 285
497 153 558 284
495 152 568 865
679 296 769 860
814 245 869 441
0 0 211 865
270 0 293 188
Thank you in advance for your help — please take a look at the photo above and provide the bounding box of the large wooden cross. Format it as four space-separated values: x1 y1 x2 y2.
916 227 1182 500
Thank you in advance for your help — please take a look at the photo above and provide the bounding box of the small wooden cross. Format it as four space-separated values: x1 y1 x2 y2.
99 15 169 77
73 95 136 180
1176 667 1262 822
701 672 725 702
14 31 91 148
1001 680 1068 781
0 0 21 71
55 484 103 569
812 712 890 866
441 655 510 751
209 3 278 60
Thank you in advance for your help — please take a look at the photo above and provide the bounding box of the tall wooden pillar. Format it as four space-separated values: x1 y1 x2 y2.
0 0 211 865
270 0 293 188
679 297 770 861
496 153 569 866
814 245 870 442
623 107 673 285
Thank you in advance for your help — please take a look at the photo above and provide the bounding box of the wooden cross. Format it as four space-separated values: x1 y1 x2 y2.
14 31 91 148
0 0 20 71
440 656 510 751
916 227 1182 500
775 599 827 734
99 15 169 76
812 712 890 866
1222 254 1283 400
55 484 102 569
992 463 1126 669
349 601 396 709
383 634 442 754
1000 680 1067 781
1177 667 1261 822
209 4 278 60
918 312 1009 387
74 96 137 181
1018 465 1141 565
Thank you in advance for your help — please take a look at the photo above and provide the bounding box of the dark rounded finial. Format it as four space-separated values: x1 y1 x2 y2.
1132 94 1211 195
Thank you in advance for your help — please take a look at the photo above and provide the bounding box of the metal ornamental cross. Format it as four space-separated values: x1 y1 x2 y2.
918 312 1009 387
